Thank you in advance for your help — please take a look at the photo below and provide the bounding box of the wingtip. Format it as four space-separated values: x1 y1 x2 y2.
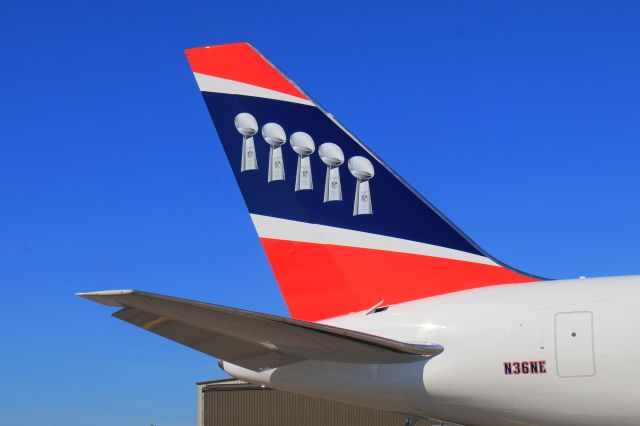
75 289 135 297
76 290 136 307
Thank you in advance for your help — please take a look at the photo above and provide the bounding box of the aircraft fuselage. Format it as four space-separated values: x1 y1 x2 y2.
223 275 640 426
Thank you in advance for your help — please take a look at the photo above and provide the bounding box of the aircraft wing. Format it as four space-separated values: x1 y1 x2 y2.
77 290 443 371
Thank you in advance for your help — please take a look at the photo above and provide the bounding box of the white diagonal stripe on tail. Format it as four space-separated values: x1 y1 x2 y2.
194 73 316 106
250 214 499 267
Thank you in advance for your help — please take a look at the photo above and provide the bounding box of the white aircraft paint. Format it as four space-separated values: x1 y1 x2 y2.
223 275 640 426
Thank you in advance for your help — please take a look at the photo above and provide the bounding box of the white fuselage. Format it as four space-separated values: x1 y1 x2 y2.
222 275 640 426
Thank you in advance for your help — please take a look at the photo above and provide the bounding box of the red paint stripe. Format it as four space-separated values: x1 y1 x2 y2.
185 43 307 100
261 238 538 322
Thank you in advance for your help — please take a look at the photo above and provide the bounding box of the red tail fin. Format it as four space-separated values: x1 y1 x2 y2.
185 43 542 321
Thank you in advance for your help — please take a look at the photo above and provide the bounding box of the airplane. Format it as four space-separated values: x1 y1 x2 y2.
78 42 640 426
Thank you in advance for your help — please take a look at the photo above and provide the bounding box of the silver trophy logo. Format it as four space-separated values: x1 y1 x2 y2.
290 132 315 191
262 123 286 182
348 156 375 215
319 143 344 202
234 113 259 172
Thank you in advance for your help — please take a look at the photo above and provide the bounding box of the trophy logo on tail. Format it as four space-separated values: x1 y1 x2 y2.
348 156 374 215
262 123 287 182
234 113 259 172
290 132 315 191
319 143 344 202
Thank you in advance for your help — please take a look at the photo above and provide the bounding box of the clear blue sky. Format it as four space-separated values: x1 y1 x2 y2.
1 1 639 425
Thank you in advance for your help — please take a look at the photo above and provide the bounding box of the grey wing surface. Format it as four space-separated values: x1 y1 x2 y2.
77 290 443 371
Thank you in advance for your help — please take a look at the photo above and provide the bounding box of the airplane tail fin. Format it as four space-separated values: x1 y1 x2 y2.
185 43 542 322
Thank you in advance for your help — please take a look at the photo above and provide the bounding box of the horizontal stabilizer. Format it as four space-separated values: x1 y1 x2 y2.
77 290 443 371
